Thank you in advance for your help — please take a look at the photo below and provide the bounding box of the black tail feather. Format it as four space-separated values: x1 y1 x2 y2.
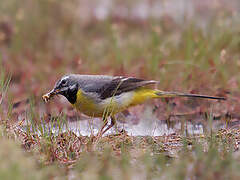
156 91 226 100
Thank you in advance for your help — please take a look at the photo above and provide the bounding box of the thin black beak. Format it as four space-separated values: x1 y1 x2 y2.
52 86 69 95
43 86 69 102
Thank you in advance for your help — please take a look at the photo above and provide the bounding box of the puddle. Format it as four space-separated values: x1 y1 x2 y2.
22 107 230 137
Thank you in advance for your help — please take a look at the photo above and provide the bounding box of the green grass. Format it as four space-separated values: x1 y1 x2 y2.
0 61 11 106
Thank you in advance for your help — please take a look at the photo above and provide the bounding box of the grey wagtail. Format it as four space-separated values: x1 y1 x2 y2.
42 74 226 135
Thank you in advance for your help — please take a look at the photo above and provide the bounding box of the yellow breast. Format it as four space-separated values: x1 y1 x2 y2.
73 89 134 117
72 88 157 118
73 90 103 117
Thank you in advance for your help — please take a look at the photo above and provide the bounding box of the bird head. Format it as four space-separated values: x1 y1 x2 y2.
42 75 78 104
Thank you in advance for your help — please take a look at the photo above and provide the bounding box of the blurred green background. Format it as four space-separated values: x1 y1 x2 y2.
1 0 240 100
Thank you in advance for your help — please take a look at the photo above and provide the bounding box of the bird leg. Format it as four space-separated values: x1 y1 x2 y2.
97 117 108 136
96 116 116 140
101 115 116 135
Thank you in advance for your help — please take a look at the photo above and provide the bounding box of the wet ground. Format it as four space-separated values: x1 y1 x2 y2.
21 106 232 137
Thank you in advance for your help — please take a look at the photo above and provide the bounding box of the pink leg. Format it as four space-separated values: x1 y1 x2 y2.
96 116 108 138
101 116 116 135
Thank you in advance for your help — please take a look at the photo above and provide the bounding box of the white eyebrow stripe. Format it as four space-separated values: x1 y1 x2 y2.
61 76 69 81
121 77 130 82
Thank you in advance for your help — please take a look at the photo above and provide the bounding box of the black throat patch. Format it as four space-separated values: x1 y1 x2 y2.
63 85 78 104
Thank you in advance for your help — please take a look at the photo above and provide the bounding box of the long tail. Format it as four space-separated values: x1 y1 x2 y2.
155 90 226 100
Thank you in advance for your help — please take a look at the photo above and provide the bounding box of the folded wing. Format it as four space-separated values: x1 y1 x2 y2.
99 77 158 99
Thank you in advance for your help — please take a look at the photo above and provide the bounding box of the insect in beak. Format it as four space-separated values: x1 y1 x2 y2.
42 88 59 102
42 86 70 103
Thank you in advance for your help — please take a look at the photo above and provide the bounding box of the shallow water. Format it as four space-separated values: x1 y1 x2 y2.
27 107 229 137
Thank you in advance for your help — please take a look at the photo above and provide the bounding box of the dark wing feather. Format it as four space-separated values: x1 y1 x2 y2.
99 77 158 99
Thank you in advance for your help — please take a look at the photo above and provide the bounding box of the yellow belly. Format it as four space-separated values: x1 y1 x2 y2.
72 90 127 117
72 90 103 117
72 88 158 117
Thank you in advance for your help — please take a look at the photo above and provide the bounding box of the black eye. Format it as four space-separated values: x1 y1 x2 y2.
61 79 67 86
